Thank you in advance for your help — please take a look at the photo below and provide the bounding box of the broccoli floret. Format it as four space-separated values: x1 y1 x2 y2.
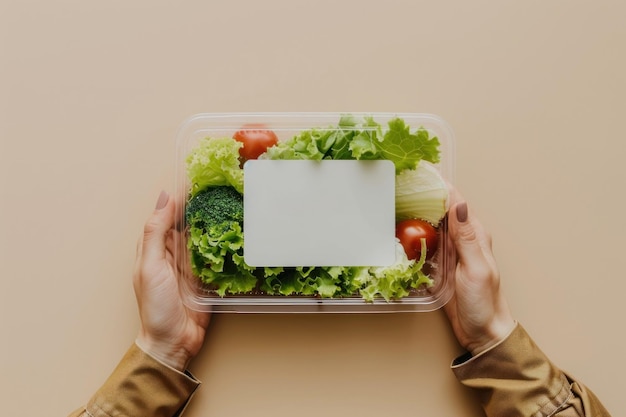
185 186 243 230
185 186 256 296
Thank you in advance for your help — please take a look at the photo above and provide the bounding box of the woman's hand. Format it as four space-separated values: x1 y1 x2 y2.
133 191 211 371
444 190 516 356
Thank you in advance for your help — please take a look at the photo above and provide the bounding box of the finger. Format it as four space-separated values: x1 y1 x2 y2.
449 199 502 293
142 191 176 266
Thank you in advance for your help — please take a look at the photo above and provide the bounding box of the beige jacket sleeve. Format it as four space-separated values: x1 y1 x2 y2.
68 343 200 417
452 323 611 417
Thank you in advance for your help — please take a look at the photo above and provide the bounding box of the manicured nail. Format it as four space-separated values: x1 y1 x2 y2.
155 190 169 210
456 202 468 223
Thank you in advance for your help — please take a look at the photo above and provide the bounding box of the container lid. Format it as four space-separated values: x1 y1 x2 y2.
174 112 456 313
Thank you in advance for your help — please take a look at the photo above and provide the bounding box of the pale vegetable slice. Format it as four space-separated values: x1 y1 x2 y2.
395 161 448 225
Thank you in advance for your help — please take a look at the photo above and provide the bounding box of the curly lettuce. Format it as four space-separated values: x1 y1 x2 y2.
186 136 244 196
361 240 433 302
261 116 440 173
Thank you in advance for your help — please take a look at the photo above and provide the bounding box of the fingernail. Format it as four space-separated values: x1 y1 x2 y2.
456 202 468 223
155 190 169 210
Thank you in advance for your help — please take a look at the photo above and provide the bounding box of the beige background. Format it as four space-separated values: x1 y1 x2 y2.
1 1 624 416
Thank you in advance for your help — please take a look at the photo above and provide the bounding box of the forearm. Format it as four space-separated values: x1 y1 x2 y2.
452 323 611 417
69 343 200 417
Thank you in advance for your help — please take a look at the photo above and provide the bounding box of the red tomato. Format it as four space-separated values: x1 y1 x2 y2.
233 125 279 162
395 219 439 260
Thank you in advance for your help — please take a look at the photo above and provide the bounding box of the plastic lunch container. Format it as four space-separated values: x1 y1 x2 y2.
174 112 456 313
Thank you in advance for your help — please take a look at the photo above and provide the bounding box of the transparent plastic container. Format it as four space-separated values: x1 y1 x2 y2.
174 112 456 313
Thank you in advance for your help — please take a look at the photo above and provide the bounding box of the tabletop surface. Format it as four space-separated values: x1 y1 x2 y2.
1 1 624 416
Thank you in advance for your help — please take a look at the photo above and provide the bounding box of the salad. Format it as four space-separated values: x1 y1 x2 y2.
183 115 449 302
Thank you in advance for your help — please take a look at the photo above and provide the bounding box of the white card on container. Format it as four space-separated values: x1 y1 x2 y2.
243 160 395 267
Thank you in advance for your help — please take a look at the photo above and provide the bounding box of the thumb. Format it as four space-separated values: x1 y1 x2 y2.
142 191 175 264
449 201 488 264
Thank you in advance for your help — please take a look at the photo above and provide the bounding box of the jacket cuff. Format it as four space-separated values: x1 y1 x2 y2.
85 343 200 417
451 323 571 417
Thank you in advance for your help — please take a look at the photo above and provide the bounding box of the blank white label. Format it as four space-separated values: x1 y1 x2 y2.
243 160 395 267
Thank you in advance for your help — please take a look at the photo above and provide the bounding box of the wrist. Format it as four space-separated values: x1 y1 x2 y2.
135 335 192 372
468 318 517 356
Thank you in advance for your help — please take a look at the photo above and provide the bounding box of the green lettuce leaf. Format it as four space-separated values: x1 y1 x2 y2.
262 116 440 174
361 240 433 302
188 221 258 296
186 137 244 196
376 118 440 172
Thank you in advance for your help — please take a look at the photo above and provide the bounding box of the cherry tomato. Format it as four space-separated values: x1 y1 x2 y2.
395 219 439 260
233 125 279 162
